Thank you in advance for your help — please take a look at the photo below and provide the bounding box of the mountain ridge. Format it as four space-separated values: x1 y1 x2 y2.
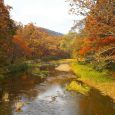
39 27 64 36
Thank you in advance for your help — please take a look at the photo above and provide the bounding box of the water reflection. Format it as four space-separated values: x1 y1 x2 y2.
36 85 65 103
79 88 115 115
0 73 43 115
0 71 115 115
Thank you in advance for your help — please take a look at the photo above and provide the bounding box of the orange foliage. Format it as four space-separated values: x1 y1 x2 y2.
99 36 115 45
12 35 32 56
80 36 115 56
79 46 92 55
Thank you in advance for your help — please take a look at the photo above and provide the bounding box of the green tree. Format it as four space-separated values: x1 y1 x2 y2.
60 32 76 56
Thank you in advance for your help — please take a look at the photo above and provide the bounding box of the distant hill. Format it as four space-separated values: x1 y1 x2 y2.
39 27 64 36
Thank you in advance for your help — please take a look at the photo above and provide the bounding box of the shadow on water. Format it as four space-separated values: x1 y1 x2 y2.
79 88 115 115
0 69 115 115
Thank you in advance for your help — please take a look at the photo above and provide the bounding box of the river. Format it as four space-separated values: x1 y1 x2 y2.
0 64 115 115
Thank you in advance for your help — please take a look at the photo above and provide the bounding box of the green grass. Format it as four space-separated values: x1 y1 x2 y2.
6 63 28 73
71 63 113 83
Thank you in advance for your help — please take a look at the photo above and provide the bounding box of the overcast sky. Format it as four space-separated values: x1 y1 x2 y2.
4 0 82 34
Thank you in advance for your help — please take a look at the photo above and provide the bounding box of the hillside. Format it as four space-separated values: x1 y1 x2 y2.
39 27 63 36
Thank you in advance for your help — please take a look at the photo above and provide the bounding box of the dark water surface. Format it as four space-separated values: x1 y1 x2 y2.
0 68 115 115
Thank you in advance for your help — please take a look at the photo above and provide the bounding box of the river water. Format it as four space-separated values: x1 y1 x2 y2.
0 66 115 115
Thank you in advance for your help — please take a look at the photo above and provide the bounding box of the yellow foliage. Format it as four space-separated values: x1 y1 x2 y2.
66 81 90 95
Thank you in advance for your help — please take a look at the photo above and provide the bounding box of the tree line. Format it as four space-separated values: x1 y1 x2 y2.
0 0 69 69
62 0 115 70
0 0 115 71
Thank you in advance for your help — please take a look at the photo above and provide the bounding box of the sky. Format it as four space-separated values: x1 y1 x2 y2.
4 0 82 34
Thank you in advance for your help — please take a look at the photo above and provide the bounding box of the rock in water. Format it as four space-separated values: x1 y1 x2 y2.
55 64 71 72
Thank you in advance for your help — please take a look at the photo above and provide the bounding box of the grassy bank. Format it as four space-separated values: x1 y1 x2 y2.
71 63 113 83
71 62 115 101
0 61 49 79
6 63 28 73
0 63 28 80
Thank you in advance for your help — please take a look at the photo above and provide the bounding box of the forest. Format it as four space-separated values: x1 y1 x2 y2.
0 0 115 115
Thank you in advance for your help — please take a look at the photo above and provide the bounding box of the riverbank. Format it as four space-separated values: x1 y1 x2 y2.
1 58 115 102
0 61 49 79
70 62 115 102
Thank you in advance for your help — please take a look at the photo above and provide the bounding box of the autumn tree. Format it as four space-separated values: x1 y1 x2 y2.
0 0 16 65
84 0 115 68
68 0 115 36
68 0 115 68
14 23 65 59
